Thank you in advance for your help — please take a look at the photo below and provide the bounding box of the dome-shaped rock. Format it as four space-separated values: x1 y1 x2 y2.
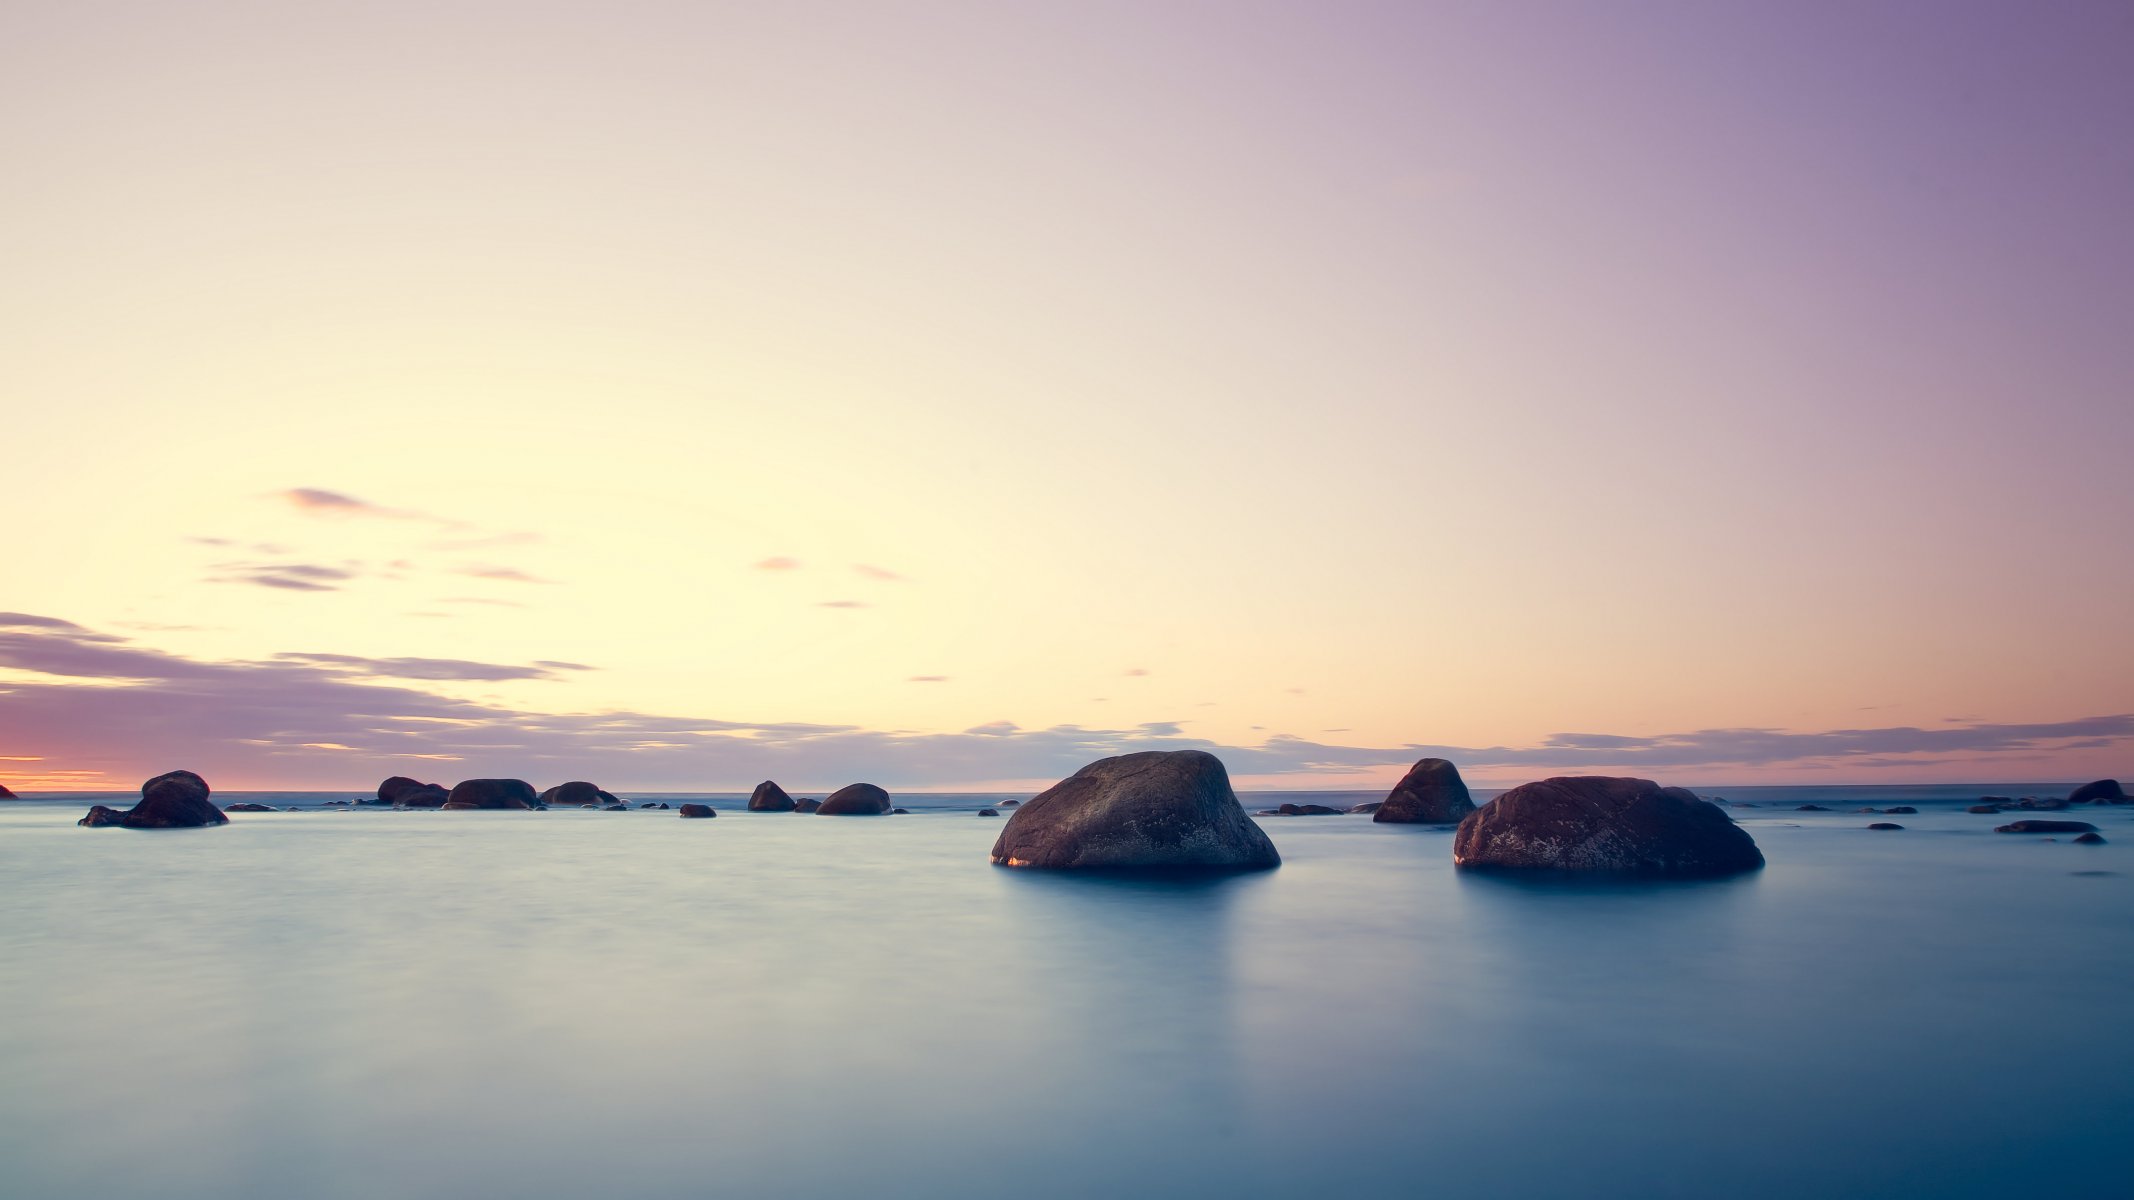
989 750 1279 871
1452 776 1763 877
442 778 537 810
537 781 612 807
747 781 796 812
2069 779 2125 805
818 783 892 815
1995 819 2098 834
678 803 716 818
1374 758 1475 825
379 776 450 808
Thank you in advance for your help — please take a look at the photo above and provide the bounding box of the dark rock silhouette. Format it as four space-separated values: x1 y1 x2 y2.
224 802 277 812
794 798 822 813
538 781 616 807
978 808 1000 817
1979 796 2013 805
1967 804 2003 814
602 802 628 811
1347 801 1383 814
1258 802 1342 816
441 778 537 810
78 770 228 829
1995 819 2099 834
1452 776 1763 877
747 781 796 812
1868 822 1904 830
2069 779 2126 805
1886 806 1918 814
999 799 1021 808
379 776 450 808
2074 832 2107 844
0 783 17 799
1796 804 1831 812
1374 758 1475 825
1856 807 1880 814
818 783 892 815
678 803 716 818
891 807 910 814
989 750 1279 871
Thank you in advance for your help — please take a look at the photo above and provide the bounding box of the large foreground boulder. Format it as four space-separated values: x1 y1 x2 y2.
1452 776 1763 877
379 776 450 808
441 778 537 810
1374 758 1476 824
747 780 796 812
989 750 1280 871
2069 779 2125 805
818 783 892 815
78 770 229 829
538 781 619 807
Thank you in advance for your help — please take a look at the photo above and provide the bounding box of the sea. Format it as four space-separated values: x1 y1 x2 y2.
1 783 2128 1199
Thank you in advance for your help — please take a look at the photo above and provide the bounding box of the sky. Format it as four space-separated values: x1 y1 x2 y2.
3 1 2130 792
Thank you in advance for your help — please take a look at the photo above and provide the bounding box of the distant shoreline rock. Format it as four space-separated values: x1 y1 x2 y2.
678 803 716 818
78 770 228 829
1374 758 1475 825
990 750 1279 871
1452 776 1763 877
748 780 797 812
2069 779 2125 805
1994 819 2099 834
441 778 537 810
819 783 892 815
537 781 619 807
379 776 450 808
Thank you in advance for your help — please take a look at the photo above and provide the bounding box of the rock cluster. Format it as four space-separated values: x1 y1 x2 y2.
441 779 537 810
78 770 228 829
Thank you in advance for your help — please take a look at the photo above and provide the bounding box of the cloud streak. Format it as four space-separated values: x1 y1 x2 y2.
4 614 2129 791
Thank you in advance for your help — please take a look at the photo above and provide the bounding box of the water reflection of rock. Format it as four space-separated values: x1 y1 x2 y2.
990 870 1271 1191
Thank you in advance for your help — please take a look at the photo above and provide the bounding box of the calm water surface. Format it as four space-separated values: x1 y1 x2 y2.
2 786 2130 1199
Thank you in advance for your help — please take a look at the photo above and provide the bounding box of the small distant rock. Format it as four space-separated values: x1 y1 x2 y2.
1967 804 2003 814
891 807 910 814
1885 806 1918 814
999 799 1021 808
602 803 629 812
2074 832 2107 844
978 808 1000 817
537 781 611 808
442 779 537 810
1995 820 2100 834
1262 802 1341 816
1374 758 1475 825
224 802 277 812
794 798 822 813
2069 779 2125 805
1855 807 1880 814
1796 804 1831 812
819 783 892 815
1729 802 1759 808
747 781 796 812
637 801 659 809
1867 822 1904 830
1979 796 2013 805
678 803 716 818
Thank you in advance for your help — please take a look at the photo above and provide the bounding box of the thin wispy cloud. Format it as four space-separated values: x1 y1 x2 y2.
1124 668 1149 677
754 556 801 571
281 487 429 520
855 564 903 581
819 600 869 609
209 561 362 592
453 565 553 584
8 617 2132 790
908 675 949 683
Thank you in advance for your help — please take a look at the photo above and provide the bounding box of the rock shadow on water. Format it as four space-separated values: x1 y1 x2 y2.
1454 866 1764 900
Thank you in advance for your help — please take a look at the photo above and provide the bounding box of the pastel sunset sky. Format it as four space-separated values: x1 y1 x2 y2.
4 2 2129 791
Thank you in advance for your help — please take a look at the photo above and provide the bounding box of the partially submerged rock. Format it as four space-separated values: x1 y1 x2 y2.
441 779 537 810
1796 804 1831 812
78 770 229 829
747 780 796 812
1258 802 1342 816
794 798 822 813
978 808 1000 817
989 750 1279 871
998 799 1021 808
2069 779 2126 805
678 803 716 818
818 783 892 815
379 776 450 808
1867 822 1904 830
537 781 617 807
1374 758 1475 825
1967 804 2003 814
2074 832 2107 844
224 802 278 812
1995 819 2099 834
1886 806 1918 814
1452 776 1764 877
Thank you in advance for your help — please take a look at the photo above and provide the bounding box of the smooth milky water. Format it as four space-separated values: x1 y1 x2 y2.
2 787 2130 1199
